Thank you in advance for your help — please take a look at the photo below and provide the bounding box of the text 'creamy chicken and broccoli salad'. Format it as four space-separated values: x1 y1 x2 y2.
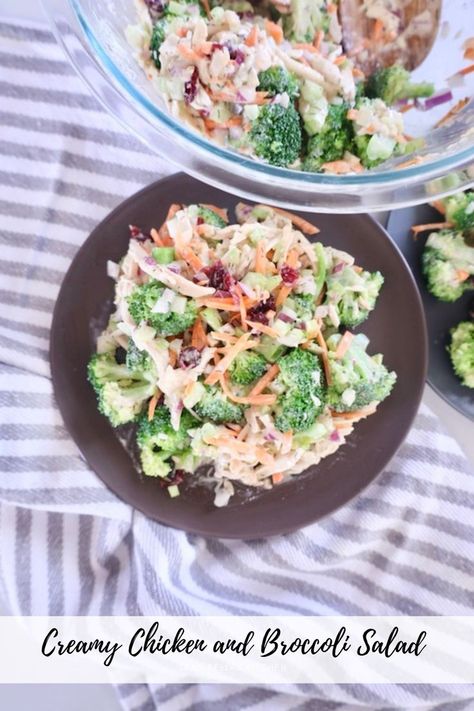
88 202 396 505
126 0 436 174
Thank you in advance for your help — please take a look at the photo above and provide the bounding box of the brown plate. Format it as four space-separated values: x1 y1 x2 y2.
50 173 427 539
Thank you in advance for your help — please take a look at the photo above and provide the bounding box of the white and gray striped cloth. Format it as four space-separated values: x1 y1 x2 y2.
0 17 473 711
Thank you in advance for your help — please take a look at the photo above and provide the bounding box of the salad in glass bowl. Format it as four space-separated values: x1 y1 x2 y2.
126 0 435 174
88 201 396 505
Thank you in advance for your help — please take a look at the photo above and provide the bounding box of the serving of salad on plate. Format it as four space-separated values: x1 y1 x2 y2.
126 0 435 173
88 201 396 506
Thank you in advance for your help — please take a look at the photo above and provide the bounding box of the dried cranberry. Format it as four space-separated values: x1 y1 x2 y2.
184 67 199 105
196 216 204 225
211 42 224 52
205 260 235 291
280 264 299 285
160 469 186 488
129 224 150 242
247 295 276 324
178 346 201 369
229 47 245 65
144 0 165 13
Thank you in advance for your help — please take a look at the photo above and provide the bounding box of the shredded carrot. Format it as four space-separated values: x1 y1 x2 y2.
464 47 474 61
321 160 353 174
191 317 207 351
204 116 243 131
334 331 354 359
457 270 470 282
198 297 250 312
332 405 377 420
237 424 249 440
327 2 337 12
396 156 423 169
334 54 347 65
177 44 202 63
435 98 469 128
158 203 181 242
245 320 279 337
199 204 229 222
399 103 415 113
431 200 446 215
352 67 365 79
457 63 474 77
264 19 284 44
272 472 284 485
179 246 204 272
210 331 238 344
249 363 280 397
168 349 178 368
411 222 453 234
205 333 257 384
271 207 319 235
313 29 324 51
147 393 159 421
254 238 268 273
347 108 359 120
245 25 259 46
316 330 332 386
276 284 293 307
293 43 320 54
372 18 384 41
150 228 164 246
286 248 299 268
219 375 277 406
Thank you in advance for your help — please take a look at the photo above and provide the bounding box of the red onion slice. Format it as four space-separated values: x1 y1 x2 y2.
416 90 453 111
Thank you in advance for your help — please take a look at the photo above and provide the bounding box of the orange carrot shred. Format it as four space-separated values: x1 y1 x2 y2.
411 222 453 234
147 393 159 421
168 349 177 368
431 200 446 215
334 331 354 359
245 25 258 46
219 374 277 406
276 283 293 307
249 363 280 397
457 269 470 282
245 320 279 338
372 18 384 41
314 29 324 51
191 317 207 351
272 472 284 485
150 228 164 247
264 19 284 44
457 63 474 77
271 207 319 234
435 98 469 128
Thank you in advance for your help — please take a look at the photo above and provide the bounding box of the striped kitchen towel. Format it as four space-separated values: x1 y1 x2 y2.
0 17 473 711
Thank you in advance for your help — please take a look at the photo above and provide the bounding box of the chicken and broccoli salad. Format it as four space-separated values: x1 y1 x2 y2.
126 0 433 173
411 190 474 389
88 201 396 505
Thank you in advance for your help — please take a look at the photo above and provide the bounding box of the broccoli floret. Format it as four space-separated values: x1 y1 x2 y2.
197 205 227 228
449 321 474 388
326 334 397 412
292 292 316 318
302 103 353 172
249 103 302 167
299 80 329 137
366 65 434 106
257 66 300 100
352 97 404 168
125 341 152 371
194 385 245 423
354 132 401 169
137 405 196 453
228 351 267 385
325 265 384 328
150 19 167 70
443 192 474 232
127 280 198 336
273 348 326 432
87 352 155 427
422 230 474 302
137 405 198 478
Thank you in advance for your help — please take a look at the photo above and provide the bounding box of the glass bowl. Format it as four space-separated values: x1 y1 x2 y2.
42 0 474 212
